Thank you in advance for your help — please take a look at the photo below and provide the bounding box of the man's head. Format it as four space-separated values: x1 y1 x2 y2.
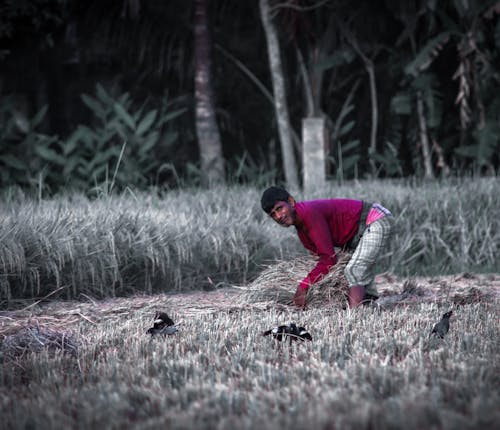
261 186 291 213
261 186 297 227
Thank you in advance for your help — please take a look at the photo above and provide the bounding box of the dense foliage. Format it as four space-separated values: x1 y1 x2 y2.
1 0 499 192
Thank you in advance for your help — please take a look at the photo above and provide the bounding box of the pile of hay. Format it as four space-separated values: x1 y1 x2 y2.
0 324 79 360
239 252 352 308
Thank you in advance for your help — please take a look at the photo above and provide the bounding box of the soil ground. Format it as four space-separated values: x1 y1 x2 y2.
0 272 498 339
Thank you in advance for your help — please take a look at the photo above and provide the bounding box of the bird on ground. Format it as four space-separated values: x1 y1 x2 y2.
430 310 453 339
262 323 312 345
147 311 178 336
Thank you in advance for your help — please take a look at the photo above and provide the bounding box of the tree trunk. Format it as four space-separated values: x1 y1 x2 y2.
259 0 299 190
416 91 434 179
365 58 378 177
296 46 314 118
432 138 450 177
194 0 225 186
339 22 379 178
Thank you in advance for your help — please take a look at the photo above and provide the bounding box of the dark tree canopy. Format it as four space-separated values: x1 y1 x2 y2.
1 0 499 192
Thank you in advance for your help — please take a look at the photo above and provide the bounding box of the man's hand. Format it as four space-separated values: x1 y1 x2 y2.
293 286 307 309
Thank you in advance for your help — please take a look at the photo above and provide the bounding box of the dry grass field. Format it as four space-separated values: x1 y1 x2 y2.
1 271 499 430
0 178 498 429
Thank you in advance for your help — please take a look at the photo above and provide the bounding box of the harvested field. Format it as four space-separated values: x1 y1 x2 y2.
1 256 499 430
1 270 498 352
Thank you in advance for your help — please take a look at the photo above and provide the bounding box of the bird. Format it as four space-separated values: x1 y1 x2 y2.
262 323 312 345
146 311 178 336
430 310 453 339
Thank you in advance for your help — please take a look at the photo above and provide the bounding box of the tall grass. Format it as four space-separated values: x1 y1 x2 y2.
299 176 499 276
0 302 498 429
0 186 287 303
0 177 498 304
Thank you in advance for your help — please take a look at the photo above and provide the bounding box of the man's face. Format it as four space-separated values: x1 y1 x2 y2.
269 199 296 227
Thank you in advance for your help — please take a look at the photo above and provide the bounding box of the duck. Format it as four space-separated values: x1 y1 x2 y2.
147 311 178 336
262 323 312 344
430 310 453 339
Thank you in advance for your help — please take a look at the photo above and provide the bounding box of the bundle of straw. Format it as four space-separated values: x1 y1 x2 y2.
1 325 79 360
240 252 352 308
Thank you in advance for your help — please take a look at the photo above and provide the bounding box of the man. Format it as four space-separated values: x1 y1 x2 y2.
261 186 394 309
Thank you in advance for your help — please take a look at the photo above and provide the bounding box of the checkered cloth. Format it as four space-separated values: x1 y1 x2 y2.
344 215 394 294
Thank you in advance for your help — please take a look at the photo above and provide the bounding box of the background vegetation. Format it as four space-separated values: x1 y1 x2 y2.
1 177 498 306
1 0 499 193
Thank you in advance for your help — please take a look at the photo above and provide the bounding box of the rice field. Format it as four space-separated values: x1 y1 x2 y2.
0 292 498 429
0 177 499 429
0 177 499 305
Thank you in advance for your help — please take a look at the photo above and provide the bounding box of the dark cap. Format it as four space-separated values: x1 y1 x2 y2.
261 186 291 213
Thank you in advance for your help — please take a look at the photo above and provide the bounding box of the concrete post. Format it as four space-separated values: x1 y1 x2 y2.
302 117 326 195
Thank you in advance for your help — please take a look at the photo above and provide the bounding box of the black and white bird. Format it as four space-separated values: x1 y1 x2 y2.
262 323 312 345
430 310 453 339
147 311 178 336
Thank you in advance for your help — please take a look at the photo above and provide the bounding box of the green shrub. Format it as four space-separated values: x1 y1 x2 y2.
0 86 186 194
0 96 53 188
36 84 186 193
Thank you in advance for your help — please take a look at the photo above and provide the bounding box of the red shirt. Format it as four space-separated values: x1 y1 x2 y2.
294 199 363 289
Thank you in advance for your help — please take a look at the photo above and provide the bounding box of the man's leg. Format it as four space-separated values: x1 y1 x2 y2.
348 285 366 308
345 216 394 308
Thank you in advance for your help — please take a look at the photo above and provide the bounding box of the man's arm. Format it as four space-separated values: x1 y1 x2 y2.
298 210 337 290
294 216 337 308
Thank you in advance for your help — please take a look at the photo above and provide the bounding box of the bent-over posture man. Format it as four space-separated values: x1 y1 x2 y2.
261 186 394 309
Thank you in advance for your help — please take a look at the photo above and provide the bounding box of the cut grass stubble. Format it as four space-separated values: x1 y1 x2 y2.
0 300 498 430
